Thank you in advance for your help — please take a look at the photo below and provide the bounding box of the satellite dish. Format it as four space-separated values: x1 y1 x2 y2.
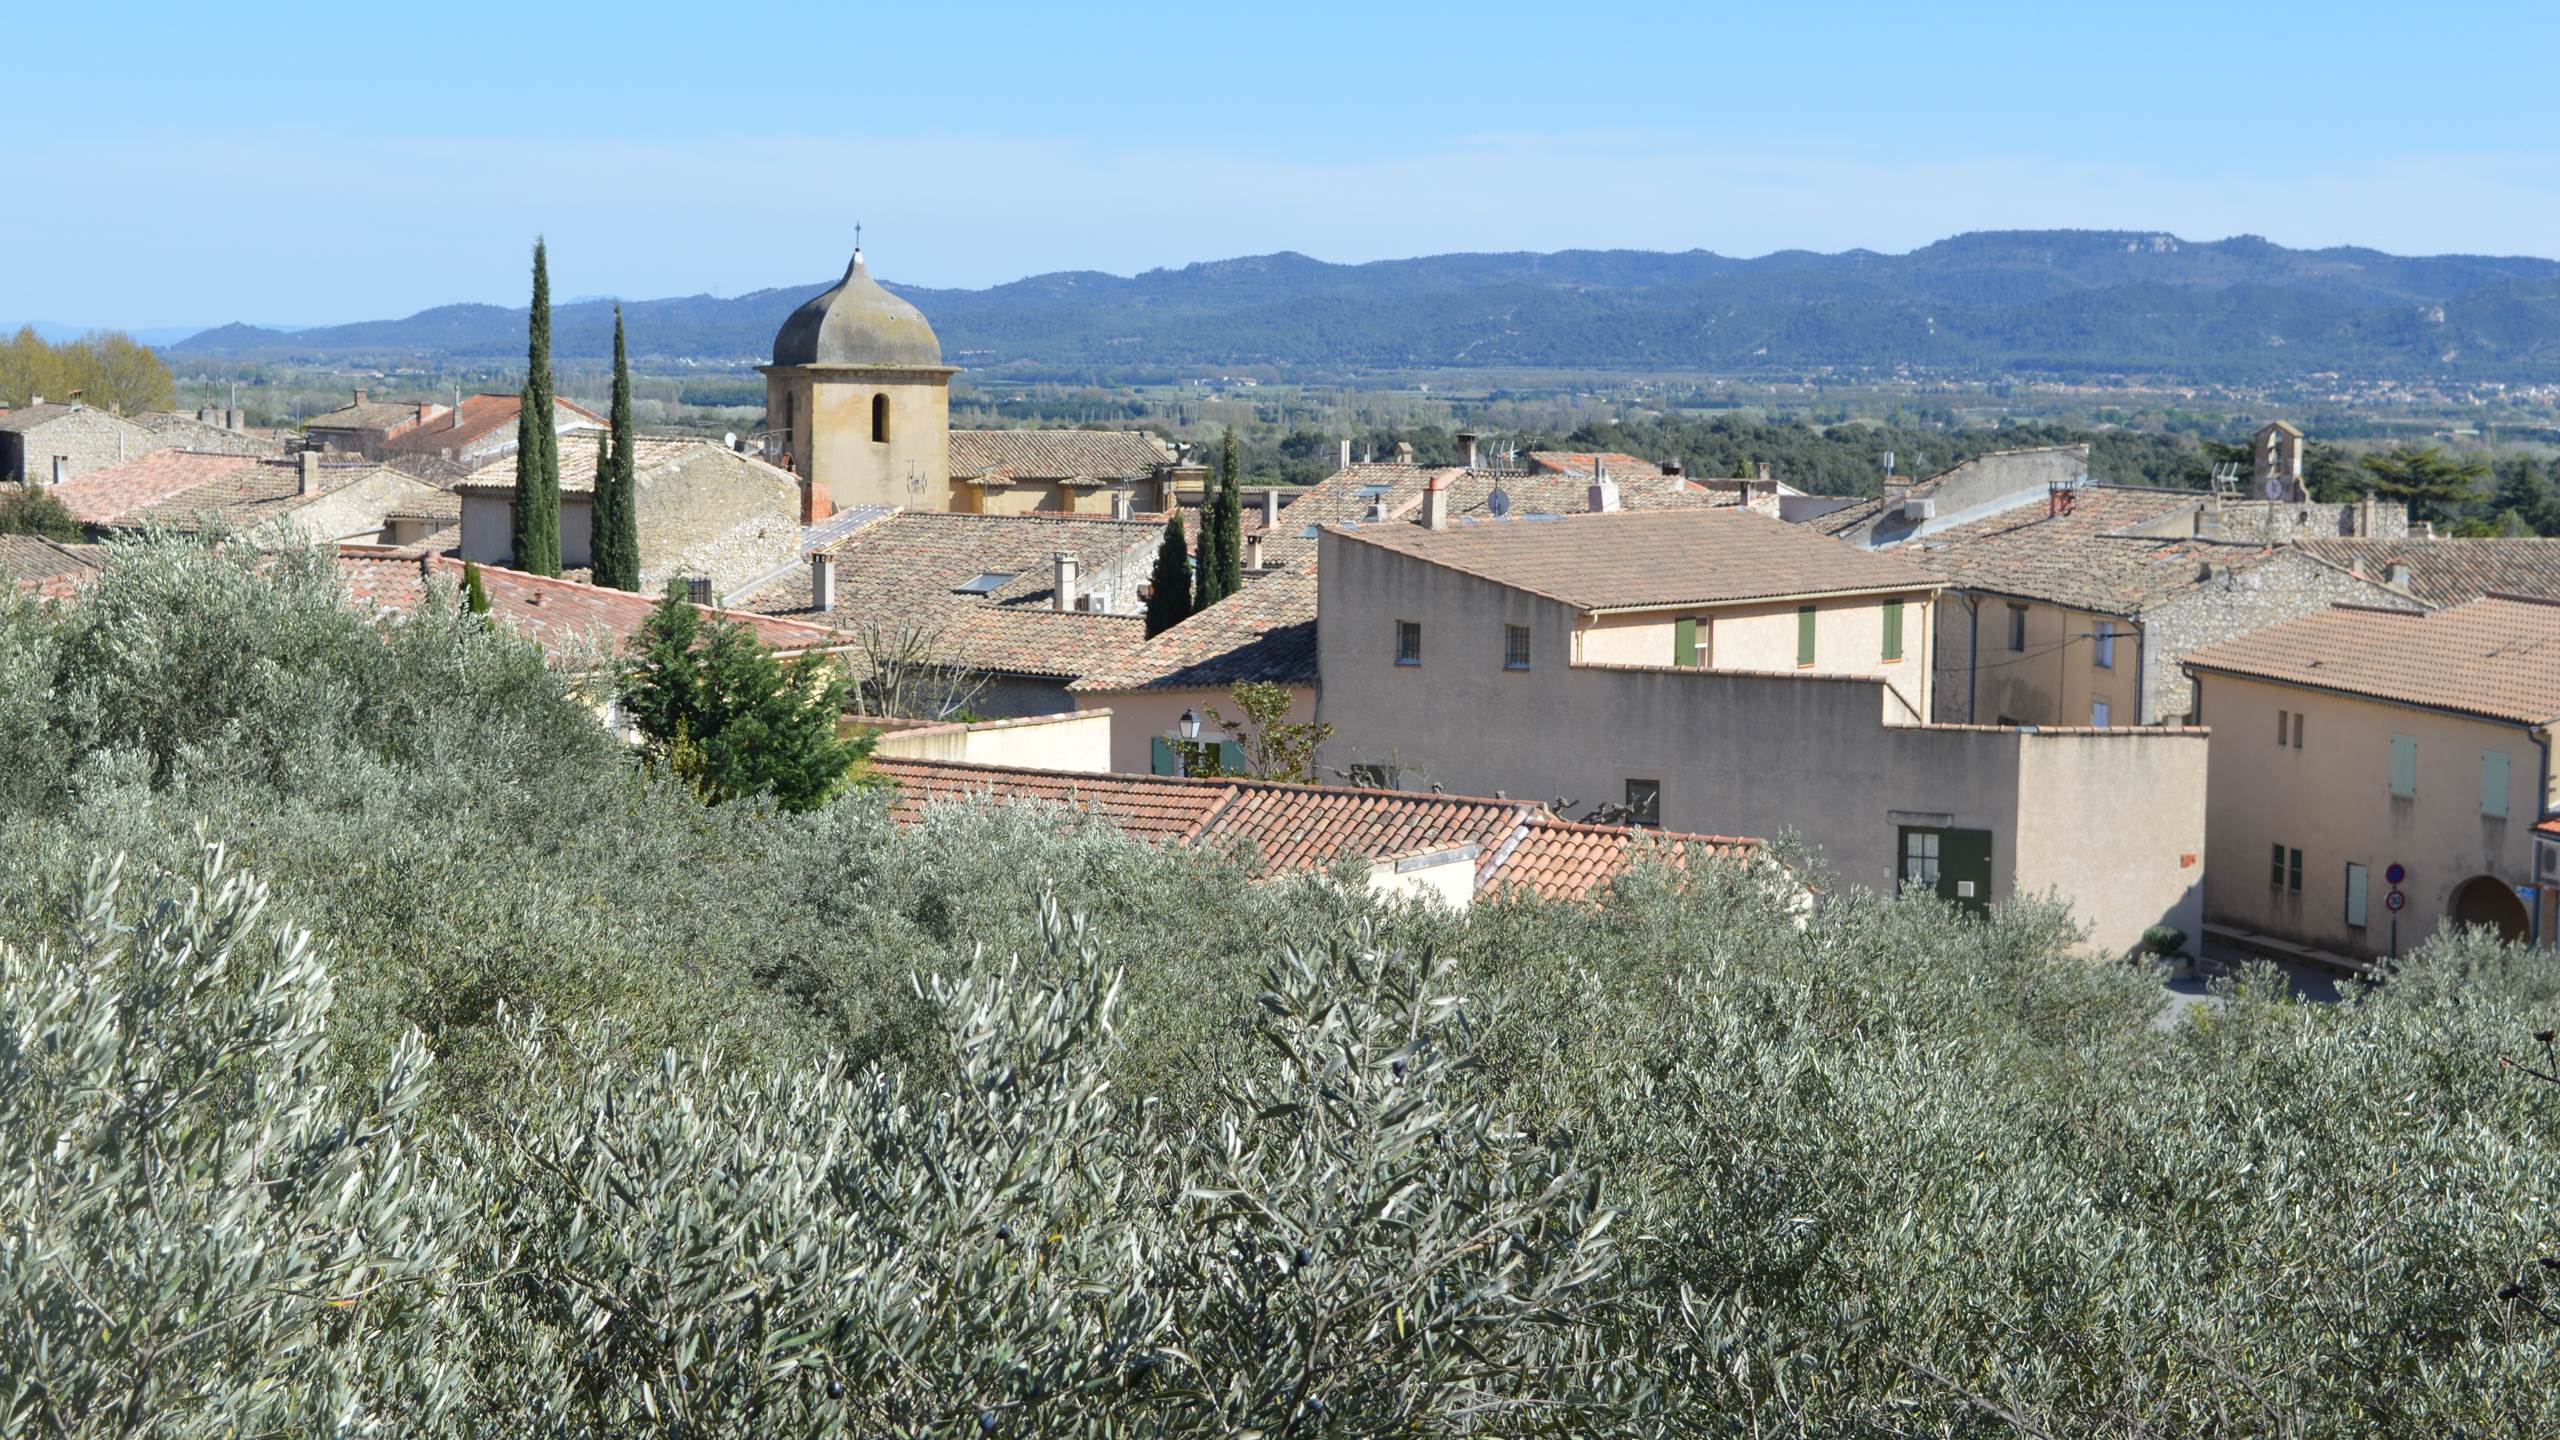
723 431 738 449
1486 487 1512 518
2261 476 2285 500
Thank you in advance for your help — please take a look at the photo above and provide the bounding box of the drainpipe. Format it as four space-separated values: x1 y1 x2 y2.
2133 620 2148 725
1964 594 1980 723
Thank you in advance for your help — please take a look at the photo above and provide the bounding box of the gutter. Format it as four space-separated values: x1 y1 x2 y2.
1964 593 1981 724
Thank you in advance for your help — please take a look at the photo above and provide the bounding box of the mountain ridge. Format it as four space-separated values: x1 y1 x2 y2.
167 229 2560 382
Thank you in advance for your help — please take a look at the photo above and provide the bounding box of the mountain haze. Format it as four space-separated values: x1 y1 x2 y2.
169 230 2560 383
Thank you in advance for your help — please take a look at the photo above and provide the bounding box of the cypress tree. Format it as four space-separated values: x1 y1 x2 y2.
1146 511 1194 638
509 238 562 577
589 306 641 589
1214 426 1245 596
1192 466 1225 612
460 560 491 615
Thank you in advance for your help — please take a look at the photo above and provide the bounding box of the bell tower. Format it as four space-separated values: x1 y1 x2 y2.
760 245 956 513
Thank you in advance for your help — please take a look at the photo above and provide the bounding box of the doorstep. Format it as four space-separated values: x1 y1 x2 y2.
2203 922 2380 980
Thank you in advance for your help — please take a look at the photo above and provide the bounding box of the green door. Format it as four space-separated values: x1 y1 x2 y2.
1900 825 1994 917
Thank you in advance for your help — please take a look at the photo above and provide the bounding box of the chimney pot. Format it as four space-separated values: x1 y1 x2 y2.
1053 551 1079 612
1756 461 1773 481
2384 560 2412 588
1587 476 1620 514
353 388 366 406
1339 438 1352 470
809 551 837 612
1245 532 1264 570
1394 441 1415 464
1261 488 1279 527
1457 431 1481 469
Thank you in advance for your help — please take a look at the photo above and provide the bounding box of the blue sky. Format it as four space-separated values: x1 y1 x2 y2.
12 0 2557 329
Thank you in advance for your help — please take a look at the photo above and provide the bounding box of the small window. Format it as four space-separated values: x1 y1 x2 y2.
1673 616 1709 668
2269 843 2285 888
2292 712 2303 749
2093 620 2115 669
1905 829 1941 886
1797 605 1817 667
1503 624 1531 670
1395 620 1422 666
2389 734 2417 798
871 393 891 444
2007 604 2028 652
1882 601 1905 662
1624 778 1661 828
2344 862 2369 928
2483 749 2511 818
953 571 1017 596
2290 847 2304 892
2269 843 2303 892
2090 698 2110 728
2276 708 2289 746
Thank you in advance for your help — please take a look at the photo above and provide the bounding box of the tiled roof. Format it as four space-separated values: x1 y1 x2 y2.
930 605 1148 680
383 393 605 460
1481 817 1757 902
1527 451 1668 480
2538 817 2560 838
1807 444 2095 539
0 534 105 590
2298 538 2560 607
1071 555 1319 693
798 504 896 555
307 399 436 433
1245 462 1726 570
131 412 284 455
2182 595 2560 726
740 509 1160 616
867 757 1763 898
114 458 400 533
1898 486 2258 614
948 429 1169 483
452 433 759 496
41 450 262 524
0 403 81 433
337 549 843 666
383 491 462 523
1330 506 1943 612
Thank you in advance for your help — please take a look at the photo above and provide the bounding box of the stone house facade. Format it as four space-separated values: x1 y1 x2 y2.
0 403 165 483
455 435 801 596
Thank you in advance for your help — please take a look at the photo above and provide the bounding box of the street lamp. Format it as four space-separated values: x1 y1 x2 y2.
1174 708 1202 777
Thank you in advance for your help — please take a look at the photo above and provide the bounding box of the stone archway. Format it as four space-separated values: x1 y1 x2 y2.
2450 875 2529 944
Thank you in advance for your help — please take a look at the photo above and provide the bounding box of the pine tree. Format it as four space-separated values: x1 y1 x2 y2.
1214 426 1245 596
460 561 491 615
619 581 871 812
589 306 641 589
2361 446 2488 525
510 238 562 576
1146 511 1194 638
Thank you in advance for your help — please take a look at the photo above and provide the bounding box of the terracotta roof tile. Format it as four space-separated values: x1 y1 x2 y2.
1245 462 1727 570
113 457 402 533
1070 555 1318 693
452 433 764 497
2183 595 2560 725
0 534 105 590
383 393 604 460
2298 538 2560 607
337 550 843 666
1893 486 2255 613
868 756 1226 841
42 450 261 524
307 399 440 434
1330 506 1943 612
948 429 1170 484
1481 817 1756 902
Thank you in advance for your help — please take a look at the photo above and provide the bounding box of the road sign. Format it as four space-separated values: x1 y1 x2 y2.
2385 889 2407 913
2385 863 2407 886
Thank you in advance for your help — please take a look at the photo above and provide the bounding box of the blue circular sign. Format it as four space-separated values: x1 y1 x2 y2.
2385 863 2407 886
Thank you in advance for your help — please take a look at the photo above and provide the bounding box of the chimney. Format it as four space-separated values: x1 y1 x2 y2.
1394 441 1415 465
2384 560 2412 589
1052 552 1079 612
1421 471 1452 530
27 395 40 407
800 477 833 526
227 407 243 431
1339 438 1353 470
1244 531 1264 570
1366 494 1389 522
1457 431 1481 469
1755 460 1773 482
352 388 367 406
809 551 837 612
199 404 220 425
298 449 321 495
1884 475 1914 512
452 389 466 430
1261 488 1279 528
1587 475 1620 514
2411 521 2436 541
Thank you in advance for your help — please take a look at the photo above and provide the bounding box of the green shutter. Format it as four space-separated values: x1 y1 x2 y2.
1150 736 1175 775
2288 848 2303 893
2389 734 2417 797
2270 843 2286 888
1797 606 1816 667
2483 749 2511 817
1673 616 1698 667
1882 602 1904 661
1219 740 1245 774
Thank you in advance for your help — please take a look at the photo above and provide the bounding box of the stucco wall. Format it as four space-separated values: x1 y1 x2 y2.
769 368 951 514
1320 531 2206 954
870 710 1112 772
1077 684 1320 775
1934 595 2135 728
1833 446 2089 548
2196 671 2547 959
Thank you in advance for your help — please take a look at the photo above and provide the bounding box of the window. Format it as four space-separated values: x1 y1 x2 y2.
2483 749 2511 818
871 393 891 443
2093 620 2115 669
1503 624 1531 670
2269 843 2303 892
1673 616 1709 668
1904 829 1941 887
1395 620 1422 666
2292 712 2303 749
2389 733 2417 798
2276 708 2288 746
2090 698 2110 728
2007 604 2028 652
2344 862 2370 928
1623 778 1661 827
953 571 1017 595
1882 602 1905 662
1796 605 1817 667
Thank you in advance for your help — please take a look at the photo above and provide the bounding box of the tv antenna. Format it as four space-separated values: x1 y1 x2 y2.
1882 450 1895 475
2210 462 2242 499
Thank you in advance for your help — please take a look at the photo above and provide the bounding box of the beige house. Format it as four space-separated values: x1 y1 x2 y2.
2185 597 2560 960
1071 556 1321 774
454 434 802 596
1317 510 2210 955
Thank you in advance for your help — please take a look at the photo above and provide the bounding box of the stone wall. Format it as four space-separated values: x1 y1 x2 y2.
3 408 165 483
2141 551 2418 723
633 444 800 596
